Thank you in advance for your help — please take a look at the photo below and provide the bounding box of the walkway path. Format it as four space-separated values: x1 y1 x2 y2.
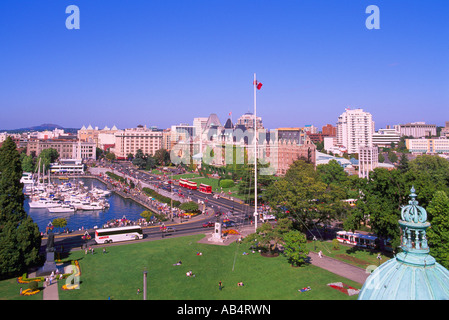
308 251 370 284
43 281 59 300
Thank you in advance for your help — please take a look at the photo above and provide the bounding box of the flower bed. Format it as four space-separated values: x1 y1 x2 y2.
17 274 44 284
327 282 360 296
62 260 81 290
21 288 40 296
222 229 240 236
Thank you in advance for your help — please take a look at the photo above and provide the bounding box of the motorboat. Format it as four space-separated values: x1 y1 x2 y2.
80 202 105 211
47 204 76 213
28 198 61 209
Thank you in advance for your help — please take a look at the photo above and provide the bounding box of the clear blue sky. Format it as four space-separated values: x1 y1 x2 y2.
0 0 448 130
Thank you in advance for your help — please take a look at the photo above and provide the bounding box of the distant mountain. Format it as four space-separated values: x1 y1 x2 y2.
2 124 79 133
28 123 64 131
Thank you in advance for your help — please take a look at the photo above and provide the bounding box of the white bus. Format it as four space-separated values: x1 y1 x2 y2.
335 230 377 249
95 226 143 244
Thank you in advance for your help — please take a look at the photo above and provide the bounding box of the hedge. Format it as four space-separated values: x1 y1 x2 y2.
142 187 181 207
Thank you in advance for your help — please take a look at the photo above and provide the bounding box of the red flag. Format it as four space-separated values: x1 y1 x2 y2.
253 80 263 90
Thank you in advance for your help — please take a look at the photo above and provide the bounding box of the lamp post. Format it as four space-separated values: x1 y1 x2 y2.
143 268 148 300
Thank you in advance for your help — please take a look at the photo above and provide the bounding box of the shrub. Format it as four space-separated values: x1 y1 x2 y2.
220 179 234 188
28 281 39 291
332 239 340 250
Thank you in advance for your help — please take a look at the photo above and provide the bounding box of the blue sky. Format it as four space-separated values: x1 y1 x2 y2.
0 0 448 130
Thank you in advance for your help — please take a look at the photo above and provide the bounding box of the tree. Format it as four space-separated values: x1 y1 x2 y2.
397 153 409 173
154 149 171 166
426 190 449 269
105 152 116 162
52 218 68 233
0 137 41 279
283 230 309 266
132 149 147 169
178 201 199 212
140 210 154 222
244 222 279 255
264 160 347 233
387 151 398 163
21 155 34 172
36 148 59 172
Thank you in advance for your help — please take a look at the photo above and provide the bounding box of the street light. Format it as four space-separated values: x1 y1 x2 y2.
143 268 148 300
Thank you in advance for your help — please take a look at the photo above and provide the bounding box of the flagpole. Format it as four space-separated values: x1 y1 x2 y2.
253 73 258 232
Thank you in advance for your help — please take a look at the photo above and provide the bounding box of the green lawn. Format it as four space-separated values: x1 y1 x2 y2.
1 235 367 300
55 234 360 300
306 240 391 269
0 278 43 300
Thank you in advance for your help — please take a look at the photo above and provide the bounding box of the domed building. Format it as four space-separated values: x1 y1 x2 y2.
359 187 449 300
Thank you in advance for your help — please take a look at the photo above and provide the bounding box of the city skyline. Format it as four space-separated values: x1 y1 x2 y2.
1 1 448 131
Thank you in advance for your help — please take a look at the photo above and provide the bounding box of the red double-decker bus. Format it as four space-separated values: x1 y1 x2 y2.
199 183 212 194
179 178 197 190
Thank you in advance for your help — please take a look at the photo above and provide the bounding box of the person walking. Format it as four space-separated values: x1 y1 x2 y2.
219 281 222 291
318 250 323 258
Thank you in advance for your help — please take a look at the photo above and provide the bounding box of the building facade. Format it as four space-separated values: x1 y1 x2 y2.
114 125 162 160
358 146 379 179
337 108 375 154
394 122 436 138
372 128 401 148
406 137 449 154
26 139 96 160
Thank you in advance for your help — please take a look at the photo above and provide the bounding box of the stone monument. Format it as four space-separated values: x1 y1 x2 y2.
208 217 224 243
36 233 58 276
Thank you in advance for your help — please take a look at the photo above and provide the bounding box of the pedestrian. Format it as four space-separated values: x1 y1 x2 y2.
219 281 222 291
318 250 323 258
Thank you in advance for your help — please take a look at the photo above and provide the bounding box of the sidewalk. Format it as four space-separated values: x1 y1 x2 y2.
308 251 369 284
43 281 59 300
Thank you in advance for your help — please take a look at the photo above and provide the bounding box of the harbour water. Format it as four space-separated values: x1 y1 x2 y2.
24 178 148 233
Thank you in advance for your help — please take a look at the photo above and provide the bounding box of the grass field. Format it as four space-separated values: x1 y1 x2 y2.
306 241 391 269
1 235 368 300
54 234 360 300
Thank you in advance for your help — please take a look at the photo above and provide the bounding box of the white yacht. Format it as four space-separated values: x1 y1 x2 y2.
20 172 34 185
80 202 105 211
47 204 76 213
28 198 61 209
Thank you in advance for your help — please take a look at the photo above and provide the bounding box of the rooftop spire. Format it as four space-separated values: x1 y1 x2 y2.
397 186 434 266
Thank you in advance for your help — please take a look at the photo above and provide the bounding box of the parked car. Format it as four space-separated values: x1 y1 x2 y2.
222 220 236 228
164 226 176 233
202 221 215 228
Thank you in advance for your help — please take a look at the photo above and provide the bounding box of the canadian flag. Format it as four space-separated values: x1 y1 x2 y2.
253 80 263 90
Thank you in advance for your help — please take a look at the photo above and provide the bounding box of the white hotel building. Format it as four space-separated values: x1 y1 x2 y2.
114 125 162 160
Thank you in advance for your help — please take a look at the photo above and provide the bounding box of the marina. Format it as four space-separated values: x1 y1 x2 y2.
24 177 148 233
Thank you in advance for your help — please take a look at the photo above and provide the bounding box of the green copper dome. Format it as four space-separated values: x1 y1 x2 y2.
359 187 449 300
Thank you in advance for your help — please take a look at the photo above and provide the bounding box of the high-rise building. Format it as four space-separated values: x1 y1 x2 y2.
322 124 337 136
337 108 375 154
358 146 379 179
